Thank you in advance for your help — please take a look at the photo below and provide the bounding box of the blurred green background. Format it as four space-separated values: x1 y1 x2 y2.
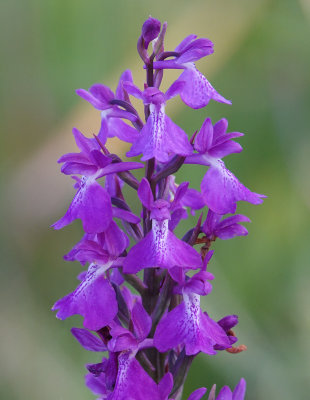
1 0 310 399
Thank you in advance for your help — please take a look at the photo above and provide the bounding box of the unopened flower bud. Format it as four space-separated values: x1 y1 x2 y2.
142 17 161 48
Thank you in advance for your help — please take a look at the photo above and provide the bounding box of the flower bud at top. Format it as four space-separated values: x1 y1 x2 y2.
142 17 161 48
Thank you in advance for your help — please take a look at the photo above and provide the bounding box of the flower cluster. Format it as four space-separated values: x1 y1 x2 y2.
52 17 264 399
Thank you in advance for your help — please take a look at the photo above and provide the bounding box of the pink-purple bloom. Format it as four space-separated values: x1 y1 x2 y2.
125 82 193 162
51 17 264 399
123 178 202 273
186 117 266 214
153 35 231 109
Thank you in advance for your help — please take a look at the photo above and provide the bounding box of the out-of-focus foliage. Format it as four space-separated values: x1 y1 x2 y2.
1 0 310 399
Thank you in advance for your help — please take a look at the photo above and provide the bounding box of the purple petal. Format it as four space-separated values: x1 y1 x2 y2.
165 116 193 157
169 208 188 231
85 353 118 395
158 373 173 399
100 221 129 256
126 117 156 160
86 361 107 376
106 118 139 143
211 213 250 231
61 162 97 176
89 83 114 105
185 272 213 296
64 237 109 264
195 118 214 153
217 315 239 332
112 207 140 224
216 386 232 400
203 210 221 237
108 107 138 122
177 38 214 64
216 224 248 240
105 173 123 197
131 300 152 341
171 181 189 210
110 352 160 400
212 132 244 147
174 34 198 53
89 150 111 169
108 326 137 352
76 88 110 110
182 188 205 210
85 372 109 396
72 127 100 153
97 161 143 178
212 118 228 141
110 267 124 285
201 161 265 214
57 152 92 165
177 68 231 109
71 327 107 352
208 141 243 159
123 220 201 274
187 387 207 400
122 81 143 100
52 179 113 233
138 178 154 210
115 70 133 101
165 80 186 100
52 264 117 330
232 378 246 400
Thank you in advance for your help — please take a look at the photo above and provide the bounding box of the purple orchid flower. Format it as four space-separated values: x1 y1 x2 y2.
203 209 250 240
85 352 119 398
164 176 205 230
52 261 118 331
124 81 193 162
77 70 140 144
52 128 142 233
152 35 230 109
214 314 239 350
52 221 134 331
64 221 129 263
208 378 246 400
154 264 231 355
86 352 161 400
123 178 202 274
186 117 265 214
86 299 162 400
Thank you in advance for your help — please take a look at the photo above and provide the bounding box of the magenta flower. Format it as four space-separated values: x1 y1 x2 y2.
203 209 250 240
186 117 265 214
124 82 193 162
153 35 231 109
154 271 231 355
77 70 140 144
123 178 201 273
52 262 118 330
52 128 142 233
